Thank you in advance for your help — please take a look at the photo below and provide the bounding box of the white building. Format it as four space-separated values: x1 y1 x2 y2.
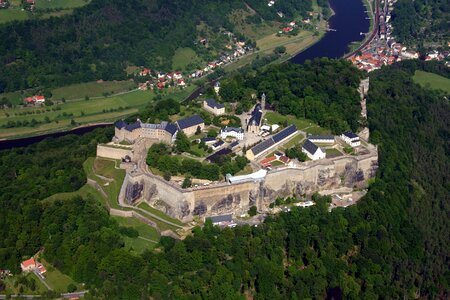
341 131 360 147
308 135 335 144
220 127 244 140
302 139 326 160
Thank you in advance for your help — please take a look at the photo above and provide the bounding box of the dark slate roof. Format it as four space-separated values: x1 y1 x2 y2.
115 120 127 129
222 127 244 133
201 137 216 143
302 139 319 154
308 135 335 140
164 123 178 136
208 214 233 223
125 122 141 132
176 115 204 130
272 125 297 143
248 105 262 127
343 131 358 139
229 141 239 148
251 138 275 155
205 98 225 109
213 140 225 148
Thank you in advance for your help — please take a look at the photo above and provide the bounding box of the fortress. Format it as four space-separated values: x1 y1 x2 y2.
113 144 378 222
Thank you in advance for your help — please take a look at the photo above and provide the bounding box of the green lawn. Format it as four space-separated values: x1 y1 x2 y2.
413 70 450 93
41 259 82 293
280 133 305 149
271 160 284 167
325 148 343 158
51 80 136 100
112 216 160 253
172 47 204 71
0 8 28 24
35 0 89 9
0 85 195 139
265 112 331 136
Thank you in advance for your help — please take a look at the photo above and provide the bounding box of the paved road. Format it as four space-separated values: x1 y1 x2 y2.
33 270 52 291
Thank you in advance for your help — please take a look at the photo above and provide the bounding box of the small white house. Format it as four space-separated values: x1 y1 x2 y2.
302 139 326 160
341 131 360 147
220 127 244 140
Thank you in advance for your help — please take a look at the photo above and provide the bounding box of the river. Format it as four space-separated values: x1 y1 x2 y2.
0 0 369 151
291 0 370 64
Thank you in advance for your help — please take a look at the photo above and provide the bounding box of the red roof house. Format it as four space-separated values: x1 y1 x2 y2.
21 258 36 271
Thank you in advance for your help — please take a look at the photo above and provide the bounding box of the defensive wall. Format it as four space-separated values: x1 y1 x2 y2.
97 144 133 160
118 146 378 222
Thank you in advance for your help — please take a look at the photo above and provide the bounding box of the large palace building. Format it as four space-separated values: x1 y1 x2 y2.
114 114 205 144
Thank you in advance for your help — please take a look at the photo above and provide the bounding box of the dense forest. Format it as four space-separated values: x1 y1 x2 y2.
0 60 449 298
392 0 449 48
219 59 364 133
0 0 318 93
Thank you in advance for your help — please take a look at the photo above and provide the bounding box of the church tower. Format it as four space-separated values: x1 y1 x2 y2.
261 93 266 112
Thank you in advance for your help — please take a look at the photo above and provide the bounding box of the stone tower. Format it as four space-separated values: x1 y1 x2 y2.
261 93 266 112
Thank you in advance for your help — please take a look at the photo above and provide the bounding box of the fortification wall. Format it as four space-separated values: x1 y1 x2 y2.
118 147 378 221
97 145 132 160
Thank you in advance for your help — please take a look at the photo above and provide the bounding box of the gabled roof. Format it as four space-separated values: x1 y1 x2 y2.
248 104 263 127
272 125 297 143
205 98 225 109
212 140 225 148
251 138 275 155
115 120 127 129
229 141 239 148
308 135 335 140
21 258 36 268
125 122 141 132
342 131 358 139
164 123 178 136
201 137 216 143
176 115 204 130
208 214 232 223
302 139 320 155
222 127 243 133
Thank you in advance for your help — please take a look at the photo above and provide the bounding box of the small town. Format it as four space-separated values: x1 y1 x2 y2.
348 0 450 72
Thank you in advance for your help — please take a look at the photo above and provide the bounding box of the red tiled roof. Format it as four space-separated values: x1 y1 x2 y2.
35 95 45 101
260 156 276 165
21 258 36 268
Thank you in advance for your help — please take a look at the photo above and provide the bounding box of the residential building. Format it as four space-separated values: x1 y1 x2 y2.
341 131 360 147
21 258 36 272
220 127 244 140
203 98 225 116
302 139 326 160
211 140 225 150
176 115 205 136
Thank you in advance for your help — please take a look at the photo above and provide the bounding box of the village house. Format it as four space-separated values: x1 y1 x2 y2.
220 126 244 140
24 95 45 105
203 98 225 116
302 139 326 160
20 258 36 272
341 131 361 147
176 115 205 137
139 68 151 76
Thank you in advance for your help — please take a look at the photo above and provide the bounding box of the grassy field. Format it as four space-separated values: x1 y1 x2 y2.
51 80 136 100
325 148 343 158
265 111 331 135
0 8 28 24
40 259 82 293
279 133 305 150
0 85 195 139
35 0 88 9
413 70 450 93
172 47 204 71
112 216 160 253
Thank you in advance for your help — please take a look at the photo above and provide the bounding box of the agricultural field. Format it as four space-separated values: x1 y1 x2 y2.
0 85 195 139
51 80 136 101
413 70 450 94
172 47 204 71
0 7 28 24
35 0 89 10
